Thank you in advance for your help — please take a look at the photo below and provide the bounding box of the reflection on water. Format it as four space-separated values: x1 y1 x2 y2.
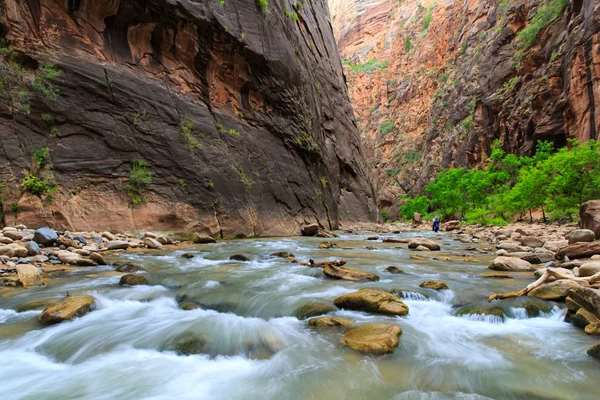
0 232 598 400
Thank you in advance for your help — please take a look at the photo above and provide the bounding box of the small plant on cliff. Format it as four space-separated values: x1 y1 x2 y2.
126 159 152 205
32 147 50 168
257 0 268 13
234 161 252 189
228 128 241 136
133 109 147 127
379 120 395 135
32 64 61 100
22 173 56 197
404 36 413 52
41 113 54 124
180 116 202 151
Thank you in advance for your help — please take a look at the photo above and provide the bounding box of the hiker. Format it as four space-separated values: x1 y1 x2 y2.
432 216 440 233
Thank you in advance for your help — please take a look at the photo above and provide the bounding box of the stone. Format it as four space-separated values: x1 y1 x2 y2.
181 253 195 259
76 258 98 267
489 256 534 271
316 230 338 238
301 224 319 236
102 231 118 240
0 243 28 258
294 302 338 320
38 295 96 324
229 254 250 261
89 252 106 265
33 228 58 245
73 249 91 256
0 236 13 244
73 236 88 245
543 240 569 252
307 316 353 331
567 229 596 245
143 237 162 249
334 288 408 316
107 240 130 250
114 262 145 272
384 266 404 274
567 287 600 319
581 200 600 239
412 212 422 226
318 241 335 249
588 342 600 360
16 264 45 287
193 235 217 244
579 262 600 277
585 323 600 336
57 236 79 248
25 241 41 256
534 267 573 280
119 274 149 286
520 250 555 264
56 250 81 264
571 308 600 328
271 251 294 257
4 231 23 240
144 232 158 239
366 236 379 240
528 280 582 301
408 238 440 251
323 265 380 281
414 245 429 251
443 220 460 231
451 289 491 306
340 324 402 355
503 297 554 317
480 271 513 279
556 242 600 259
519 236 544 248
455 302 506 321
419 280 449 290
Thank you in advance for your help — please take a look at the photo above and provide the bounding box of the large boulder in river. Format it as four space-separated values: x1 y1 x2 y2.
323 265 380 281
568 287 600 319
334 289 409 316
455 302 505 321
489 256 534 272
16 264 45 287
301 224 319 236
194 235 216 244
556 242 600 259
38 295 96 324
579 262 600 277
294 302 338 320
33 227 57 245
567 229 596 245
340 324 402 354
528 280 582 301
408 238 440 251
581 200 600 239
119 274 149 286
307 316 353 331
419 280 449 290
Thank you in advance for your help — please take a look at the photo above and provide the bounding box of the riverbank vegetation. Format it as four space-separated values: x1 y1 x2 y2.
398 139 600 224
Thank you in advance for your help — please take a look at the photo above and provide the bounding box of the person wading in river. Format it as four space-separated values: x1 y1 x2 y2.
432 216 440 233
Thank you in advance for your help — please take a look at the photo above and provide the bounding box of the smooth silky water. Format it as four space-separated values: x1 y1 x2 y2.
1 231 599 399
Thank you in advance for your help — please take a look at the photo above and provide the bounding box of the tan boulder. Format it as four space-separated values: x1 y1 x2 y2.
0 243 28 258
143 237 162 249
323 265 379 281
194 235 217 244
38 295 96 324
408 238 440 251
119 274 149 286
419 280 449 290
528 279 582 301
579 262 600 277
556 242 600 259
307 316 353 331
107 240 130 250
334 288 408 316
489 256 534 271
16 264 45 287
56 250 81 264
340 324 402 355
567 229 596 245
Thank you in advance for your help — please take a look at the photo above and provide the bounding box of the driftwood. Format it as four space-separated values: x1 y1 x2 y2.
288 257 347 268
488 268 600 302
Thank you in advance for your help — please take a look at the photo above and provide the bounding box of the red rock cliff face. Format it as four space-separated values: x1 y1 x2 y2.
0 0 378 235
329 0 599 219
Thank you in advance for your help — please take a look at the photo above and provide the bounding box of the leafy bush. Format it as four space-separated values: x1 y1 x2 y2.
380 210 390 222
379 120 395 135
404 36 413 52
257 0 268 13
22 173 56 197
399 195 430 220
343 59 389 74
180 116 202 151
32 147 50 167
126 159 152 204
32 64 61 100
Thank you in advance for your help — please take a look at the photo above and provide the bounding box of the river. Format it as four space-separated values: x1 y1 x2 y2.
0 231 598 399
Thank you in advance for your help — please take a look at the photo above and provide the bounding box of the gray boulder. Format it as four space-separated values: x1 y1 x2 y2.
33 228 58 245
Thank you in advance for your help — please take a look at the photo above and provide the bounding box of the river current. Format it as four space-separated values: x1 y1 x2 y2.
0 231 598 399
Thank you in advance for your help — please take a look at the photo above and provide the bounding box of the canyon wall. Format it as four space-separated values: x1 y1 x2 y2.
329 0 600 219
0 0 378 235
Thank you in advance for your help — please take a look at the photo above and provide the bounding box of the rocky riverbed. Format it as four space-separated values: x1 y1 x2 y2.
1 222 600 399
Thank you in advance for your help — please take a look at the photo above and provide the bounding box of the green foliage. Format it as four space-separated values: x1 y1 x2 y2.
133 109 147 126
379 120 395 135
516 0 568 51
228 128 241 136
180 116 202 151
216 123 226 134
439 73 448 83
343 59 389 74
41 113 54 124
369 102 380 115
380 210 390 222
234 161 252 189
220 0 225 5
11 203 22 217
292 13 299 22
399 195 430 220
404 36 413 52
179 178 186 188
32 147 50 167
22 173 57 198
126 159 152 205
32 64 61 100
320 177 328 188
257 0 268 13
421 7 433 32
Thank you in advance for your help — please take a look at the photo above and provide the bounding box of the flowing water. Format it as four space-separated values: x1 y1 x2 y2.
1 232 599 399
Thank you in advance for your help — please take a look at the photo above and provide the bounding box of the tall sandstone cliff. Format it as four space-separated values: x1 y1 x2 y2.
0 0 378 235
329 0 599 219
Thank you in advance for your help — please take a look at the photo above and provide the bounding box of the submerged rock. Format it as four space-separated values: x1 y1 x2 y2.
419 280 448 290
119 274 149 286
318 241 335 249
294 302 338 320
455 302 506 321
114 261 145 272
229 254 250 262
334 288 408 316
323 265 380 281
270 251 294 258
384 266 404 274
181 253 195 259
38 295 96 324
340 324 402 354
307 316 353 331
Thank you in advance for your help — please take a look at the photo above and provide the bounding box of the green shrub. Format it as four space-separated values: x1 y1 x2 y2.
257 0 268 13
41 113 54 124
380 210 390 222
229 129 241 136
126 159 152 204
32 147 50 167
180 116 202 151
234 161 252 189
22 173 56 196
399 195 430 220
404 36 413 52
516 0 568 51
343 59 389 74
32 64 61 100
379 120 395 135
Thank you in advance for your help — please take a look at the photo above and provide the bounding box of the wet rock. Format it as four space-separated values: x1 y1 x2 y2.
318 241 336 249
455 302 506 321
579 262 600 277
38 295 96 324
588 342 600 360
581 201 600 239
107 240 130 250
382 238 404 243
33 228 58 245
334 288 408 316
229 254 250 261
414 245 429 251
307 316 353 331
366 236 379 240
114 262 145 272
489 256 533 271
502 297 555 317
172 332 209 355
391 288 432 300
119 274 149 286
452 289 490 306
567 229 596 245
76 258 98 267
556 242 600 260
143 237 162 249
480 271 513 279
90 252 106 265
408 238 440 251
270 251 294 258
571 308 600 328
301 224 319 236
585 323 600 336
528 280 582 301
25 241 41 256
181 253 195 259
16 298 56 312
567 287 600 319
316 230 338 238
384 266 404 274
16 264 45 287
294 302 338 320
365 246 375 250
323 265 380 281
180 302 201 310
194 235 217 244
419 280 448 290
340 323 402 355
